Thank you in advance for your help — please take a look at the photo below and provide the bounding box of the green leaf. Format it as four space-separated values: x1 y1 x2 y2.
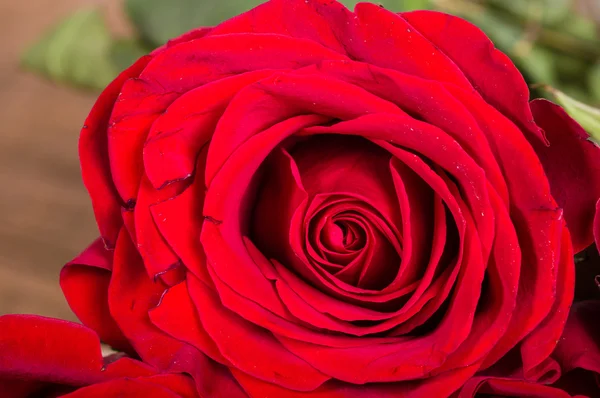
485 0 570 25
340 0 431 11
560 14 597 42
125 0 264 47
554 53 590 80
542 86 600 145
110 39 151 72
539 0 571 24
588 63 600 105
380 0 431 10
338 0 357 8
516 46 557 86
22 9 118 90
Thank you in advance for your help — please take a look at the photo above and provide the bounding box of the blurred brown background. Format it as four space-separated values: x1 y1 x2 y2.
0 0 128 320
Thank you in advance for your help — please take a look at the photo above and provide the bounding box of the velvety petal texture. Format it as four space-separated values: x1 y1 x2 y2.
50 0 600 397
0 315 198 397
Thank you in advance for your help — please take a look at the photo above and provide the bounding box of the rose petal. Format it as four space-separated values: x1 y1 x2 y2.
107 228 191 370
144 70 274 189
108 229 240 396
251 147 310 273
438 185 520 372
60 239 131 353
206 72 399 185
306 114 494 264
0 315 104 385
403 10 544 141
201 114 329 320
0 316 184 396
149 280 229 365
302 60 509 203
203 246 398 347
520 228 574 379
457 376 571 398
293 135 401 224
108 77 180 204
387 156 434 291
530 99 600 253
310 2 471 87
80 56 150 247
61 378 185 398
208 0 345 53
187 275 330 391
483 208 566 369
233 361 477 398
109 33 348 203
150 149 209 281
275 151 466 322
443 85 565 370
142 33 348 95
134 175 182 278
152 27 212 54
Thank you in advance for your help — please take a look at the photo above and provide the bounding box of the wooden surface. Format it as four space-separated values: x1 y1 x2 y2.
0 0 125 320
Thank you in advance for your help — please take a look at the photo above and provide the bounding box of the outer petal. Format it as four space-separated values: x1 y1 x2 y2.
0 316 187 397
187 275 330 391
152 27 212 54
149 280 229 366
519 228 575 379
150 150 210 281
233 362 478 398
60 238 131 353
530 99 600 253
79 56 151 248
107 228 246 397
107 228 189 369
208 0 345 53
402 10 544 141
62 375 198 398
456 376 572 398
62 379 183 398
308 2 472 87
442 84 565 371
0 315 105 386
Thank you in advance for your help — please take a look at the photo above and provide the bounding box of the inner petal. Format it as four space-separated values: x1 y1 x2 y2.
304 197 402 291
308 208 369 271
321 217 366 255
321 220 346 251
289 135 405 292
334 214 400 291
251 134 428 302
333 218 366 251
290 134 402 234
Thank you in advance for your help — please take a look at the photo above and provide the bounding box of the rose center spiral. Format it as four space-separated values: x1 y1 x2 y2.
250 135 405 291
326 219 366 252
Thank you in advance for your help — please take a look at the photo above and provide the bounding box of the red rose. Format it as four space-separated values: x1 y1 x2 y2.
52 0 600 396
0 315 197 397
